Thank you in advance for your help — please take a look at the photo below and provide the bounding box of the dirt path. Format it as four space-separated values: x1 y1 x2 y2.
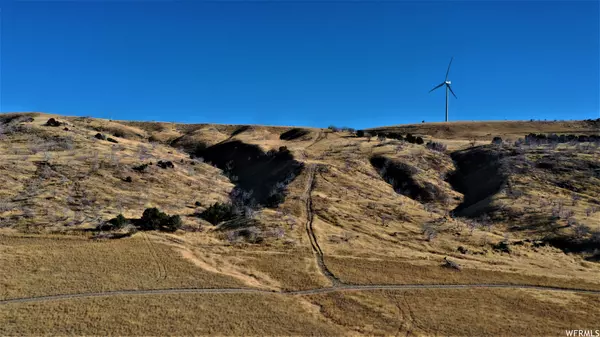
305 130 324 149
2 283 599 305
303 164 342 286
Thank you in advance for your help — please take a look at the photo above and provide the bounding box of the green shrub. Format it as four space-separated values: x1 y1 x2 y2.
139 208 182 232
108 214 129 229
198 202 236 225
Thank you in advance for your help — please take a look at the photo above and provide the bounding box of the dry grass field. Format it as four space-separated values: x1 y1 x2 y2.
1 112 599 335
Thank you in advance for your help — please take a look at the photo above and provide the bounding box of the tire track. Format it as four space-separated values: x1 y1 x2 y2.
143 233 167 280
2 283 599 305
305 130 324 149
303 164 342 286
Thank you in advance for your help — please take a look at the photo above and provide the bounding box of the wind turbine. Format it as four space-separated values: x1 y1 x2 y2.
429 57 457 122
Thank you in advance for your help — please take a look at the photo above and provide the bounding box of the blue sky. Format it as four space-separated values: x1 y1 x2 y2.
1 1 598 128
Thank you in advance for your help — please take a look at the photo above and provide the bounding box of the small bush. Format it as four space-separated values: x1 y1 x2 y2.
426 141 447 152
386 132 403 141
328 125 340 132
112 130 126 138
123 176 133 183
45 118 62 127
356 130 365 137
139 208 182 232
415 136 424 145
492 136 503 145
198 202 236 225
94 133 106 140
108 214 129 229
157 160 174 169
107 137 119 143
132 163 149 172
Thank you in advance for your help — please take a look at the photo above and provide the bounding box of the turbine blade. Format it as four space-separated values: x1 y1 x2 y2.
429 82 445 93
447 84 457 99
445 57 454 81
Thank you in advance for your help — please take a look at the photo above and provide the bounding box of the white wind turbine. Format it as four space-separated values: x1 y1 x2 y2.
429 57 457 122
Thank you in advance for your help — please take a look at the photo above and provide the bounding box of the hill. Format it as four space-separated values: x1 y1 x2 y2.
1 112 599 336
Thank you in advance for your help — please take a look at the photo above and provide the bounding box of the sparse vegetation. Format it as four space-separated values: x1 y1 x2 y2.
1 114 599 336
426 141 447 152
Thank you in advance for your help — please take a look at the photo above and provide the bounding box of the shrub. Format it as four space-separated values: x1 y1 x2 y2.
123 176 133 183
198 202 236 225
94 133 106 140
139 208 182 232
328 125 340 132
157 160 174 169
356 130 365 137
132 163 149 172
426 141 447 152
108 214 129 229
492 136 503 145
386 132 403 141
415 136 424 145
107 137 119 143
112 130 126 138
45 118 62 127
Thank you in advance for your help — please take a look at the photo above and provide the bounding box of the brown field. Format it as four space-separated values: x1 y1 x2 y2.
1 112 599 335
305 289 600 336
0 234 247 301
0 293 344 336
370 119 600 141
1 289 597 336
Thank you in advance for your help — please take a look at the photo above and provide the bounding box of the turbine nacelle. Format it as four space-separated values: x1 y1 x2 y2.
445 80 451 85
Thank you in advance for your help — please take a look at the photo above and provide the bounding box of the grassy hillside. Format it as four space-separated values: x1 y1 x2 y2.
1 112 599 336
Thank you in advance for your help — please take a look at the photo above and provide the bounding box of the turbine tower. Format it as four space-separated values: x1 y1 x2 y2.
429 57 457 122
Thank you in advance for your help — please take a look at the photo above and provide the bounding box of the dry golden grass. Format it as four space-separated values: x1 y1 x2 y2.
0 234 246 301
325 256 600 291
305 288 600 337
2 112 599 335
0 293 345 336
371 119 599 141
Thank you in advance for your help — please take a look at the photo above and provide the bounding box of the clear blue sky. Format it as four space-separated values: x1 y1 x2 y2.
1 1 598 128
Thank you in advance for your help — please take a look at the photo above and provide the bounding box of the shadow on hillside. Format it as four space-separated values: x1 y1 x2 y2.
446 147 508 217
231 125 251 137
370 155 445 203
279 128 310 141
193 140 304 208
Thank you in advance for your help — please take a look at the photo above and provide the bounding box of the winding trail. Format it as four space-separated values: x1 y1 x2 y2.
303 164 342 286
2 283 599 305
